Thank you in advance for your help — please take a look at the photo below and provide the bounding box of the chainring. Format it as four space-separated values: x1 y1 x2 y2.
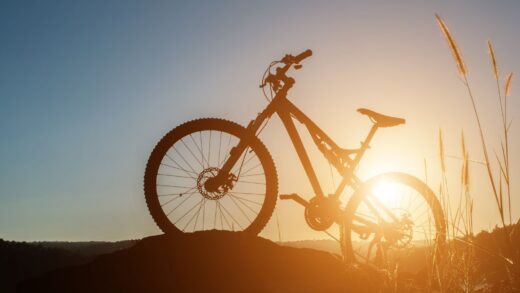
304 196 340 231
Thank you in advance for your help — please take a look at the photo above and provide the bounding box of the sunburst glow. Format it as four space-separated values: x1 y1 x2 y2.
371 181 402 208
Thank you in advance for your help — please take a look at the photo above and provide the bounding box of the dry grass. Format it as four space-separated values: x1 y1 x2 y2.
338 14 516 293
505 73 514 97
435 14 512 227
431 14 516 292
435 14 467 77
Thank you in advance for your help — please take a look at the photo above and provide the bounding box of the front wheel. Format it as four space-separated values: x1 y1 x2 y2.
144 118 278 235
341 172 446 270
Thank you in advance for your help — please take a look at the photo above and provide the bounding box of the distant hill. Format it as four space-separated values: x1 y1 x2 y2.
35 239 137 256
281 239 341 255
0 239 86 293
0 238 136 292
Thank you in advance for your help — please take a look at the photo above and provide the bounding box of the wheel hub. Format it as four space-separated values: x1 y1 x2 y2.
197 167 236 200
382 209 414 248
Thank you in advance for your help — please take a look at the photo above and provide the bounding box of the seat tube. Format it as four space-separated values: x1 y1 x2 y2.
277 110 325 198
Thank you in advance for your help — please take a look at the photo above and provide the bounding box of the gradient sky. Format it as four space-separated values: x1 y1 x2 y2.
1 0 519 241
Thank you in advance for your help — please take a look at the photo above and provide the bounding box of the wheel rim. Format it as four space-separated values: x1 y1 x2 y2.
153 129 269 233
344 176 442 270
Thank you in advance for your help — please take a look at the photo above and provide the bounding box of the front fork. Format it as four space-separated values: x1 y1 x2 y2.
206 101 277 192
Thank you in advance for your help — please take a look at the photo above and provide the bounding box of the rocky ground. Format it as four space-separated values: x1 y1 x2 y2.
15 231 381 292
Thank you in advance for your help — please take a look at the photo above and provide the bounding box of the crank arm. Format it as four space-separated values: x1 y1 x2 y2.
279 193 309 208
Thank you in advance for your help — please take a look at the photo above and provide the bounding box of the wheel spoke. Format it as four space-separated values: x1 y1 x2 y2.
229 194 260 214
213 201 218 229
148 120 274 235
158 173 195 179
159 186 196 195
181 138 204 169
228 193 263 206
182 198 205 231
228 195 252 224
366 192 399 222
166 192 196 216
160 195 183 207
189 134 206 169
233 147 250 176
218 134 233 168
216 201 230 229
236 180 266 185
240 162 262 176
343 177 443 269
172 147 198 175
228 191 266 196
192 200 203 231
157 184 194 189
218 199 244 230
198 132 208 168
175 198 204 226
235 151 257 176
238 172 265 177
202 198 206 230
161 160 198 178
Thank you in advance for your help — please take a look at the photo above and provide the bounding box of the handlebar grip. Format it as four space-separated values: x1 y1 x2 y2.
293 49 312 63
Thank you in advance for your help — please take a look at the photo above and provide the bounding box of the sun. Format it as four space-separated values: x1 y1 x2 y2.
371 181 403 208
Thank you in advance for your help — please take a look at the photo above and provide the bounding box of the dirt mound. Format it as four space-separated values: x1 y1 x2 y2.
18 231 380 292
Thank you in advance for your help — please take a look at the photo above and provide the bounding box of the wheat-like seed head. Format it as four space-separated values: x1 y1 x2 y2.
438 129 446 173
460 130 466 159
460 130 470 188
463 155 470 188
435 14 467 77
505 72 513 97
487 40 499 79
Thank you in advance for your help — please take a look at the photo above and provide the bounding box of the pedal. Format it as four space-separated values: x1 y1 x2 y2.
279 193 309 208
279 193 295 200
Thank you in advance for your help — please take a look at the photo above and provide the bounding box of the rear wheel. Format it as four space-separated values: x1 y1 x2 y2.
341 172 446 271
144 118 278 235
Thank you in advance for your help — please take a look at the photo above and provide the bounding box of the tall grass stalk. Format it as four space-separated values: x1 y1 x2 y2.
488 40 514 226
436 14 509 228
435 14 516 291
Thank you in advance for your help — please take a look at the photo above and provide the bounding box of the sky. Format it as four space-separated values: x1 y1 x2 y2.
1 0 519 241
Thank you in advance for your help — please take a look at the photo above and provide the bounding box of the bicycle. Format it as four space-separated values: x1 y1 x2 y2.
144 49 446 268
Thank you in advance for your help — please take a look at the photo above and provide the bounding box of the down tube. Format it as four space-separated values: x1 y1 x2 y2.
276 108 325 198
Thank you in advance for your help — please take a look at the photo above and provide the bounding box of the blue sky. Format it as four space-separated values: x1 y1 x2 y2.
1 0 519 241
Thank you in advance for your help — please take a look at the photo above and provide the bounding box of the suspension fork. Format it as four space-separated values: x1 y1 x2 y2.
209 98 279 188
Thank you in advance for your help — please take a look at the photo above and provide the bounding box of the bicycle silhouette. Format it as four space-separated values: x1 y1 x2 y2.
144 50 446 267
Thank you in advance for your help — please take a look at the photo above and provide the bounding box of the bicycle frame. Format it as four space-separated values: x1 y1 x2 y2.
219 79 381 204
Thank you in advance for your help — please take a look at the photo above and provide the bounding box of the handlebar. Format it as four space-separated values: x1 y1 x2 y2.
281 49 313 65
294 49 313 64
260 49 313 93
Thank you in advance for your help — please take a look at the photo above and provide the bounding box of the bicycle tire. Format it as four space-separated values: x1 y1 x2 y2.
341 172 446 267
144 118 278 235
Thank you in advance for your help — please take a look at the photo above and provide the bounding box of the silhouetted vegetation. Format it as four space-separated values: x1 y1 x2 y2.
0 238 135 292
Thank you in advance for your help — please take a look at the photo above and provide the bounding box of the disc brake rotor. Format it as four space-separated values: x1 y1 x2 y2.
196 167 236 200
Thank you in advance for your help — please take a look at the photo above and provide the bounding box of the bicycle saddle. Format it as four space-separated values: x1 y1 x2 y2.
357 108 406 127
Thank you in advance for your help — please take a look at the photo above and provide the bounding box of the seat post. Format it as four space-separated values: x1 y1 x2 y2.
351 123 379 169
